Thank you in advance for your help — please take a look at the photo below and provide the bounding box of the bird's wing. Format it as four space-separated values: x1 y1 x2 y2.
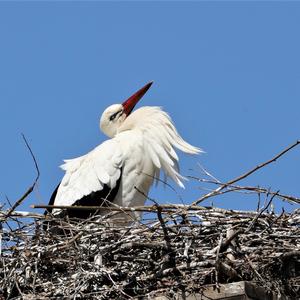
51 139 123 213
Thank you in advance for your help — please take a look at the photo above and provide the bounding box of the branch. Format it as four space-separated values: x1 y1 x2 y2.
246 191 279 232
32 203 205 213
192 140 300 205
6 134 40 218
188 176 300 205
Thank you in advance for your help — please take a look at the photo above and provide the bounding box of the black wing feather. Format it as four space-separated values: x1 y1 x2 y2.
45 168 123 219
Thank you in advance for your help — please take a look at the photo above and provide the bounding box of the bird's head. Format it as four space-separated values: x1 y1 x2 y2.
100 81 153 137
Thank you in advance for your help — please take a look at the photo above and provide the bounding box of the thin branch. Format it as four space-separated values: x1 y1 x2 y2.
31 203 206 213
192 140 300 205
246 191 279 232
6 134 40 218
155 204 181 278
197 163 221 184
188 176 300 205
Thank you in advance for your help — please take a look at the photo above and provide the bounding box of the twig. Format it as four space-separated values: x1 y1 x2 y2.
214 234 223 289
6 134 40 218
192 140 300 205
189 176 300 205
246 191 279 232
244 254 264 282
197 163 221 184
220 228 243 253
155 204 182 280
32 203 206 213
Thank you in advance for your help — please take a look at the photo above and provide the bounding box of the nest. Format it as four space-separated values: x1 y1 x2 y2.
1 139 300 299
0 205 299 299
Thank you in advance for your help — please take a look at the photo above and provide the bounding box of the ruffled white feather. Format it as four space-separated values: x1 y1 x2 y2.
53 106 201 215
120 106 202 188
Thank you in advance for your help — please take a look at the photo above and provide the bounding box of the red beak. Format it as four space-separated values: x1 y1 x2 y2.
122 81 153 116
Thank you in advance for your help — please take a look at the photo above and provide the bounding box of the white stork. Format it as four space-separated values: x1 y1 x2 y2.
45 82 201 223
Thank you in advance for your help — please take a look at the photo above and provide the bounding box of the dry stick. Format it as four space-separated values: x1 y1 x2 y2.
246 191 279 232
106 272 133 300
32 203 206 213
219 228 244 253
244 254 264 282
6 134 40 218
214 234 223 289
93 191 143 225
5 195 22 231
189 176 300 205
47 231 84 252
155 204 182 280
256 190 261 212
133 186 186 231
145 193 179 273
33 185 202 215
192 140 300 206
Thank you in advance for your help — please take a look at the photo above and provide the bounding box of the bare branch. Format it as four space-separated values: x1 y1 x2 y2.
188 176 300 205
31 203 205 213
5 134 40 218
192 140 300 205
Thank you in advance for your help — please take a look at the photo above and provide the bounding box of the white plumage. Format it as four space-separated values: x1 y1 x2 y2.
48 82 201 223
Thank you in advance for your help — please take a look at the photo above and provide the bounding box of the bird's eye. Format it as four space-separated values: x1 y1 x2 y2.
109 110 122 121
109 113 117 121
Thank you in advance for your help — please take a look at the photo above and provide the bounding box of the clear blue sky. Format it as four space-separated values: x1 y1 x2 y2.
1 2 299 215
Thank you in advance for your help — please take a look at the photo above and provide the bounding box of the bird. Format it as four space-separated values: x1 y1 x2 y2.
45 82 201 224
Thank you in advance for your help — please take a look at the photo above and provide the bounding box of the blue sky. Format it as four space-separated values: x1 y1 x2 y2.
0 2 299 215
